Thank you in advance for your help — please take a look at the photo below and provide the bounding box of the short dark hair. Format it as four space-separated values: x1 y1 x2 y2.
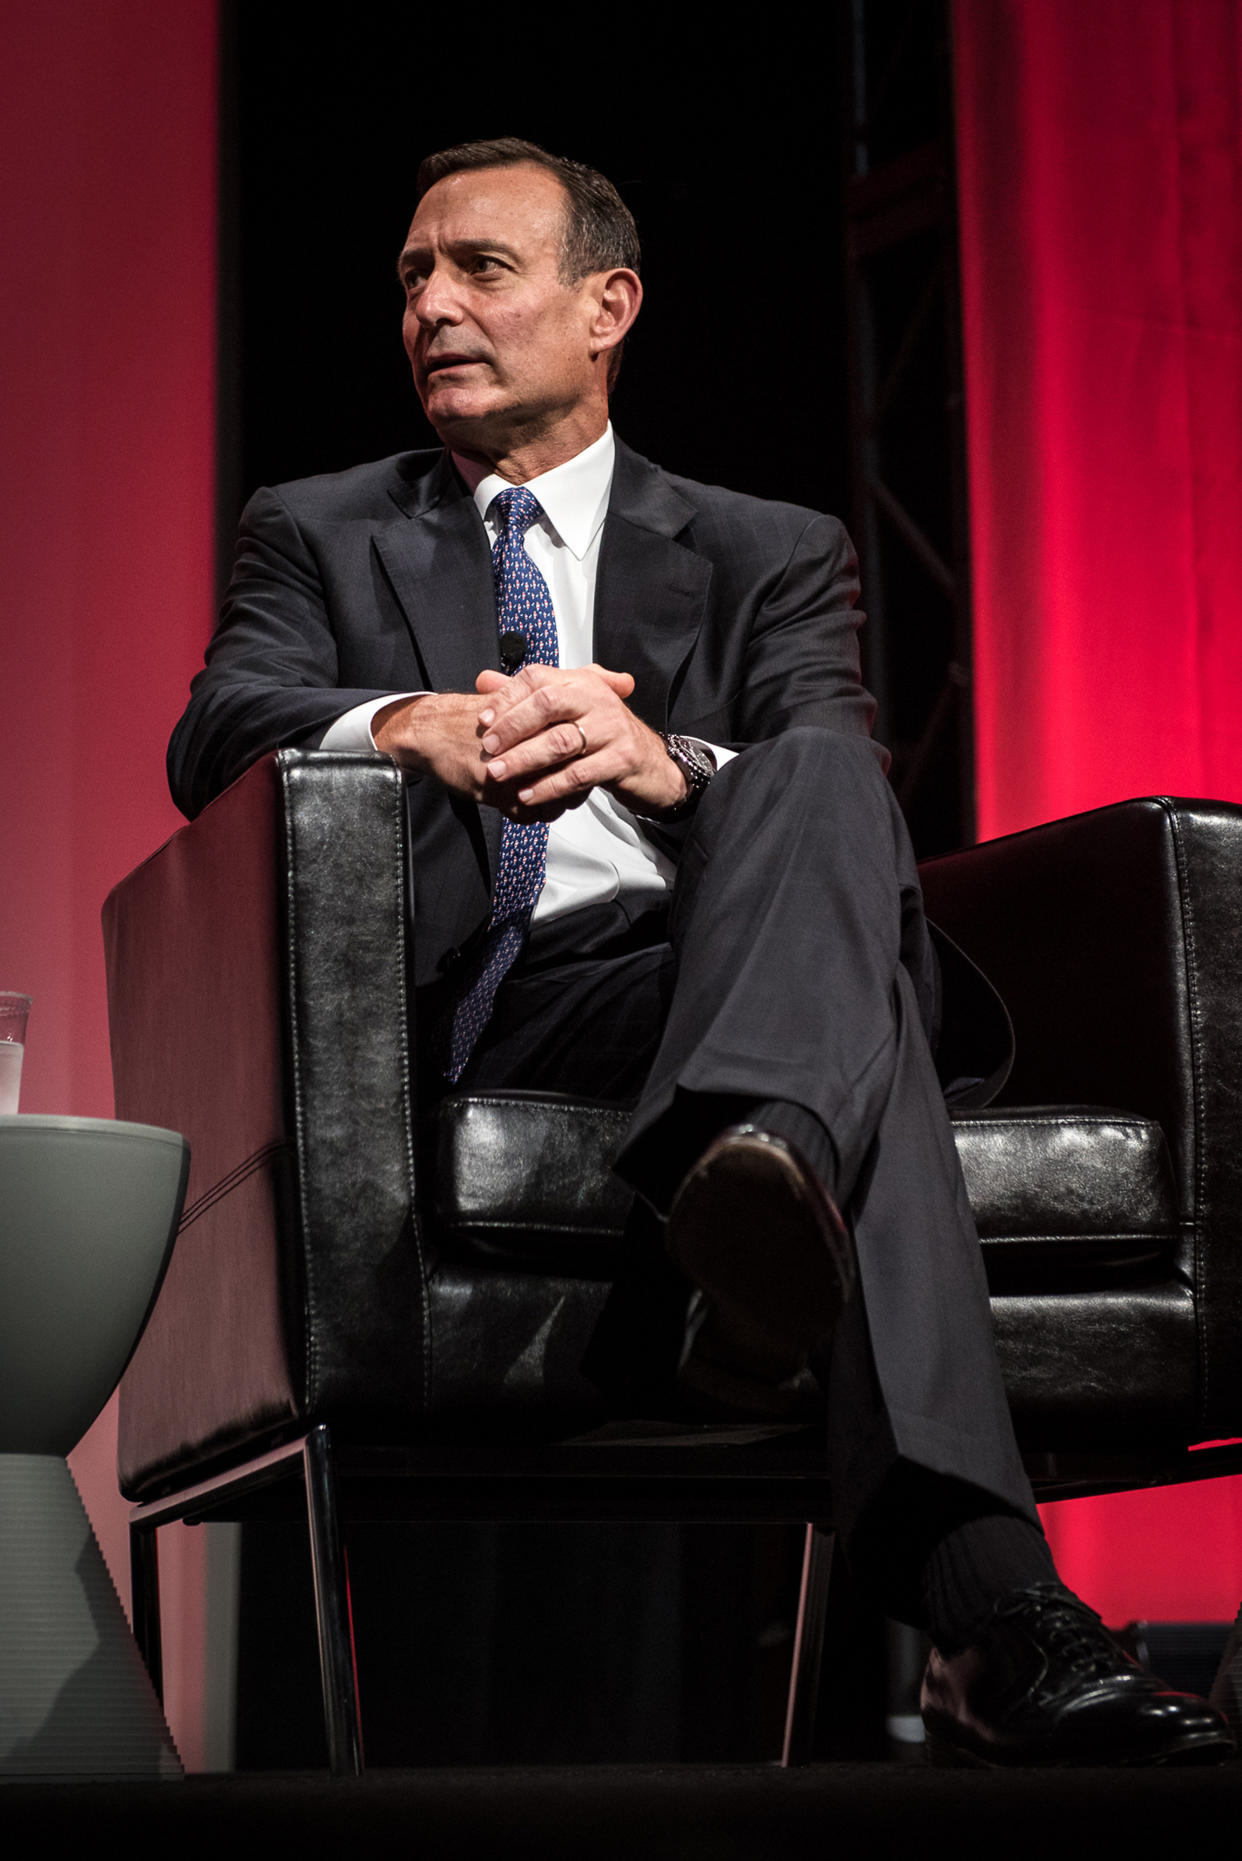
416 137 642 283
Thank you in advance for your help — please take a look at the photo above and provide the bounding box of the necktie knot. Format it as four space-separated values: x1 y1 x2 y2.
491 485 543 541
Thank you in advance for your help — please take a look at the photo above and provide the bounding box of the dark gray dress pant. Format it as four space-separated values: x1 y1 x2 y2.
459 728 1038 1565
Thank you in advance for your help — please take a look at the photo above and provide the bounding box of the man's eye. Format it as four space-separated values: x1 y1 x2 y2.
471 255 504 275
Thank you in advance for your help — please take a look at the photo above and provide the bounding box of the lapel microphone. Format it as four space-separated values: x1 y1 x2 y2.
499 630 527 673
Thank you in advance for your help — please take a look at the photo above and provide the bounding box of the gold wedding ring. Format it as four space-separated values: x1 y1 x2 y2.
572 721 589 759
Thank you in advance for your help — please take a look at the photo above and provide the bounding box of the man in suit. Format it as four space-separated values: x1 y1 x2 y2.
169 138 1231 1765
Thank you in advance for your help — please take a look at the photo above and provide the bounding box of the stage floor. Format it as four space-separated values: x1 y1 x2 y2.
3 1759 1240 1855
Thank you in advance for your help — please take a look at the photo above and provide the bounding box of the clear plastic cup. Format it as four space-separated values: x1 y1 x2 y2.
0 993 32 1114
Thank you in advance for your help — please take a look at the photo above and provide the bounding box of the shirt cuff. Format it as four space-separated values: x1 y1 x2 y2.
319 693 425 752
688 738 736 770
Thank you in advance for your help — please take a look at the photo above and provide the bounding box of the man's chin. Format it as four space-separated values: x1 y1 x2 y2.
422 403 519 462
420 384 499 436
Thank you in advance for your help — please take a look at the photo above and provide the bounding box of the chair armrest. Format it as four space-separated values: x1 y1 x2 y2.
920 796 1242 1431
103 750 425 1495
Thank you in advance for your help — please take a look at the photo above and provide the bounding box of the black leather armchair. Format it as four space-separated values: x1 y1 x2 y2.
103 752 1242 1771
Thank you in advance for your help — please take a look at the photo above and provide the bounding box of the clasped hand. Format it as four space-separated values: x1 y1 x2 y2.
373 663 687 821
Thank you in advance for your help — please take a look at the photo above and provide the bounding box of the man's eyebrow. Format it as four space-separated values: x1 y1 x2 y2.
396 237 522 281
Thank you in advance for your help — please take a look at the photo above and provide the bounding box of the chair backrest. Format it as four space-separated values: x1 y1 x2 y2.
921 795 1242 1436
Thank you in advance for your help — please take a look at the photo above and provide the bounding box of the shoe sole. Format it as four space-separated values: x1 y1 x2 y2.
667 1126 856 1376
925 1725 1237 1768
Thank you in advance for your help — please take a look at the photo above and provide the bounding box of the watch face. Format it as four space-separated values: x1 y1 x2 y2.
667 734 714 782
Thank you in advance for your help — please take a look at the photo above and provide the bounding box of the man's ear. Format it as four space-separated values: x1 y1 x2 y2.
587 268 643 358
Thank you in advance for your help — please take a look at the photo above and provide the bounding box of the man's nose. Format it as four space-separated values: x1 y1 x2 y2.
412 266 463 327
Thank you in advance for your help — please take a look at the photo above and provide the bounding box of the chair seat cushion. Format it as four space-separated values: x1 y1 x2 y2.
435 1093 1178 1287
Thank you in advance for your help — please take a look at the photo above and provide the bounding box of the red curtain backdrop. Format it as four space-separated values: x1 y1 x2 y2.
955 0 1242 840
954 0 1242 1621
1 0 218 1761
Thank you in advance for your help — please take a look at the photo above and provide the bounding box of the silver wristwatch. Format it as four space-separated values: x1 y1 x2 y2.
633 733 716 822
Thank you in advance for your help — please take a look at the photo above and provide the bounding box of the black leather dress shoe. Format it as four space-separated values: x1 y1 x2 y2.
665 1124 856 1417
922 1583 1236 1766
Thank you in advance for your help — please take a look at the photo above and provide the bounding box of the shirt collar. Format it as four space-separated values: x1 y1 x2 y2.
453 425 615 561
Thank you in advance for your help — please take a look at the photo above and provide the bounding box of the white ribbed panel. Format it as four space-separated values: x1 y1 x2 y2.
0 1455 181 1778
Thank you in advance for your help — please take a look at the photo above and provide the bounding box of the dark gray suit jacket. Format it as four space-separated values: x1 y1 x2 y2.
169 438 886 987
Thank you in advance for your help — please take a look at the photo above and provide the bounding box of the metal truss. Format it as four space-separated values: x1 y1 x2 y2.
844 0 975 854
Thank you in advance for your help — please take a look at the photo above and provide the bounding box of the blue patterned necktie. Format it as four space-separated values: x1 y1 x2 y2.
446 486 560 1081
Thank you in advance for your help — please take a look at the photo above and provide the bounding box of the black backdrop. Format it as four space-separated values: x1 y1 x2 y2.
222 8 848 533
224 3 887 1768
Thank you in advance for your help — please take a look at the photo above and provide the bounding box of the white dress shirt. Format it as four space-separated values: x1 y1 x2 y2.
321 426 731 923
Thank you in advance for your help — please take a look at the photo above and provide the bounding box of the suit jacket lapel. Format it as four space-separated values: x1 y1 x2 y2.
594 441 713 732
374 443 711 730
373 453 498 696
372 453 504 884
368 442 712 891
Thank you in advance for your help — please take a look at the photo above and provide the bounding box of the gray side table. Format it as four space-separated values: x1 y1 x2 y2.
0 1115 188 1779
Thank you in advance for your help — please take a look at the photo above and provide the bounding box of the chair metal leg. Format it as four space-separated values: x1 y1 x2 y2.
781 1521 834 1766
302 1424 365 1775
129 1516 164 1702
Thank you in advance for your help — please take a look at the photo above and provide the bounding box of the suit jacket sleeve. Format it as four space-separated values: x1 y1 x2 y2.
645 481 885 773
728 511 885 759
168 483 405 818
